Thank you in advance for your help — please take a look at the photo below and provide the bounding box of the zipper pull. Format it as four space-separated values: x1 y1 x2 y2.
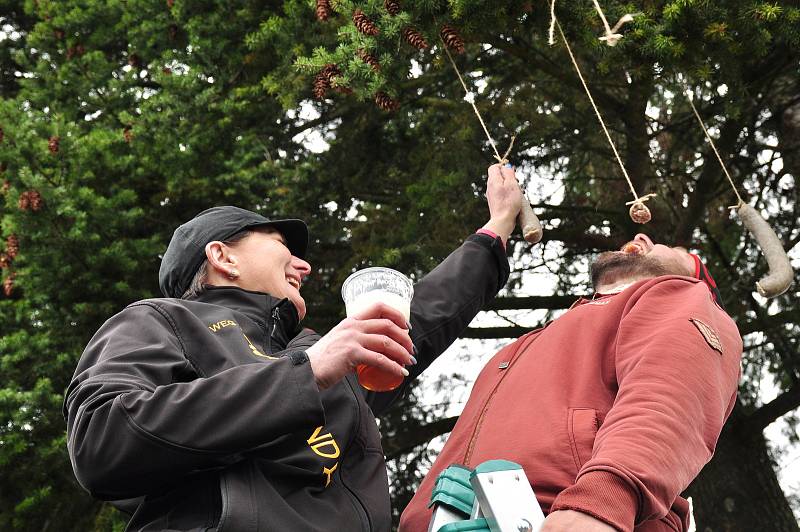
271 306 281 338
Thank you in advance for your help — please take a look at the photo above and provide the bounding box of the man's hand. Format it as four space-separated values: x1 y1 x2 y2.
540 510 617 532
481 163 524 246
306 302 415 390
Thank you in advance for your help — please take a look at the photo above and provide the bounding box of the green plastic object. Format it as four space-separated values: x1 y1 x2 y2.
437 518 490 532
428 464 475 516
470 459 523 478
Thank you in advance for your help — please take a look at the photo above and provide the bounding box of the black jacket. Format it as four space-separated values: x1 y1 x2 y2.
64 233 509 531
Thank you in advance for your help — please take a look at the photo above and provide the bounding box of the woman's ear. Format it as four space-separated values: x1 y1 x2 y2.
205 241 239 279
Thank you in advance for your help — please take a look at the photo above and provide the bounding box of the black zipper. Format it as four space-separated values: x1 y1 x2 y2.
337 376 372 532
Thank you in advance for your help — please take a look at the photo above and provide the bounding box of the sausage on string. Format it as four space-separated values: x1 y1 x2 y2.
735 203 793 298
684 88 794 299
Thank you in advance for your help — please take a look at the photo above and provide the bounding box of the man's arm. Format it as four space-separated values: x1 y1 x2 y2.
549 279 742 531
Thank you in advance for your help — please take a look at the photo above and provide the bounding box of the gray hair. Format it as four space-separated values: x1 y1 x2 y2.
180 229 253 299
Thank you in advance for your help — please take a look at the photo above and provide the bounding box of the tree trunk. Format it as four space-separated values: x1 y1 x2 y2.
687 412 799 531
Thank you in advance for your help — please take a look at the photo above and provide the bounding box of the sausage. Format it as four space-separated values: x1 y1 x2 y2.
736 203 794 298
519 198 543 243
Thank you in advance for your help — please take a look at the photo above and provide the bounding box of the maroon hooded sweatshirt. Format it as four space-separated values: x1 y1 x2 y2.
400 275 742 532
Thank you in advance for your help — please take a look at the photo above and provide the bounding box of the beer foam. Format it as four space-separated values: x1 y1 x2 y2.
345 291 411 321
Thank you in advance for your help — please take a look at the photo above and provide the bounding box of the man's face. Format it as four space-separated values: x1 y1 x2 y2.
591 234 695 290
228 227 312 319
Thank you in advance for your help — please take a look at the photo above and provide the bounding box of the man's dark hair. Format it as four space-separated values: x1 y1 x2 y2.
180 229 253 299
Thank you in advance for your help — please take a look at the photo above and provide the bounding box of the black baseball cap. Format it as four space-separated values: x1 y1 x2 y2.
159 206 308 298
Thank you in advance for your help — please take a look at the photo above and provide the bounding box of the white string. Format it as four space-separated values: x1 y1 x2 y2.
556 20 647 203
548 1 635 47
441 39 514 164
683 88 745 206
548 0 557 45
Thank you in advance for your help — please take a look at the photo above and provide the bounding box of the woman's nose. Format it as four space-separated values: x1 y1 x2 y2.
292 257 312 277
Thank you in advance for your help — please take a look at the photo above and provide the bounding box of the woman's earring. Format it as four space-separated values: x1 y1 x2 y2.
228 270 239 280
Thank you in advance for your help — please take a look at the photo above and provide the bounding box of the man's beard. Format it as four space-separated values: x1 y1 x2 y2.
590 252 671 290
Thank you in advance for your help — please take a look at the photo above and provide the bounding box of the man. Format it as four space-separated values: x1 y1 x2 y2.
401 235 742 532
64 164 522 531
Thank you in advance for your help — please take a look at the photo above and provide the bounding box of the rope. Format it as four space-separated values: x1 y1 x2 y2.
548 0 557 45
591 0 614 37
591 0 635 46
441 39 514 164
555 20 649 204
548 1 635 47
683 88 745 207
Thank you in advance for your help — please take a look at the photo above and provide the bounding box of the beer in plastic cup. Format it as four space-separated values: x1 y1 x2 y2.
341 267 414 392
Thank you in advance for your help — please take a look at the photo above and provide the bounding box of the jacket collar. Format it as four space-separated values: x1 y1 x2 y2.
192 286 301 343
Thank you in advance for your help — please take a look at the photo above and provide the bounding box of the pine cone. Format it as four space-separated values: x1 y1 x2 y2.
375 91 400 112
28 190 43 211
3 273 15 297
357 49 381 71
6 234 19 259
66 45 85 59
440 24 465 54
313 73 330 100
19 189 43 211
167 0 174 7
129 53 142 68
316 0 333 21
629 202 652 224
18 192 30 211
321 63 341 83
123 126 134 143
48 135 60 154
0 253 9 269
353 10 379 36
313 64 343 99
402 27 428 50
384 0 401 15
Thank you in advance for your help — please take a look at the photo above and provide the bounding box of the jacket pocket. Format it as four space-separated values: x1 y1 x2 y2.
567 407 599 473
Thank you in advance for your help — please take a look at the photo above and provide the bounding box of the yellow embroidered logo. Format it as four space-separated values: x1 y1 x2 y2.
307 426 341 487
690 318 723 354
207 320 279 360
208 320 237 332
241 332 278 359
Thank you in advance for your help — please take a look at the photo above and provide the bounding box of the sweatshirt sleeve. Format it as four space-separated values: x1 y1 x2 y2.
550 279 742 531
366 233 510 414
63 302 325 500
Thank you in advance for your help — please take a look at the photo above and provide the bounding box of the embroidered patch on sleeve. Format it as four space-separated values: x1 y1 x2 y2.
690 318 723 354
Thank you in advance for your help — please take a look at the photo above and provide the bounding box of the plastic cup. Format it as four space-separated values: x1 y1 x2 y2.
341 267 414 392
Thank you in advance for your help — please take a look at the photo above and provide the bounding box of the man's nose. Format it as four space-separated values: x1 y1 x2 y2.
633 234 654 252
633 234 654 250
